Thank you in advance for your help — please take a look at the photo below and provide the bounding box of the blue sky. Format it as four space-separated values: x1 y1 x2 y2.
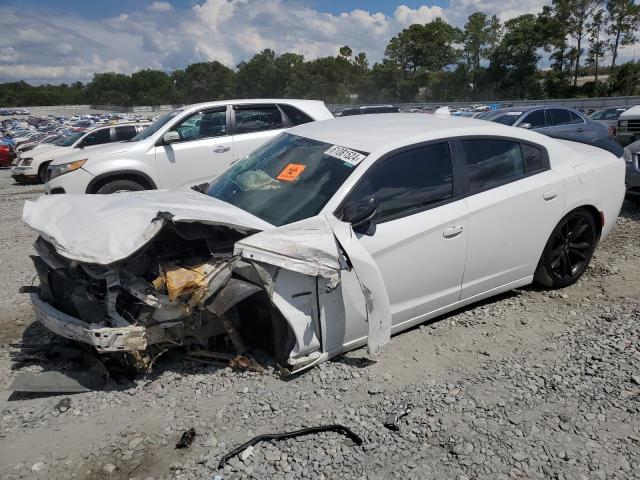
2 0 633 85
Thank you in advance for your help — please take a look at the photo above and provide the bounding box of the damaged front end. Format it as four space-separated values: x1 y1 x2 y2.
26 223 303 372
22 191 392 375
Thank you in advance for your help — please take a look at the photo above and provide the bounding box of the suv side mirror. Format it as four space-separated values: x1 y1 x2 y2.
518 122 532 129
342 196 377 234
162 131 180 144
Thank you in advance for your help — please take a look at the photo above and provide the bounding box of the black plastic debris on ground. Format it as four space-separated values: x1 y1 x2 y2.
218 424 363 469
176 427 196 449
383 403 412 431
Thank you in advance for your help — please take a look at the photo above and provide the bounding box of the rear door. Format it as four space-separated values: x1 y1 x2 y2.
231 104 287 159
154 106 233 188
459 137 564 299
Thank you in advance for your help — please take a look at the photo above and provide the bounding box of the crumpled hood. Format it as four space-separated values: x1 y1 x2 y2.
23 189 273 264
49 142 134 166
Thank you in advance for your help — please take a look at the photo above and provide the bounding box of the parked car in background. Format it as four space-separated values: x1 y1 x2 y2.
334 105 400 116
478 106 609 141
23 113 624 372
0 143 15 167
590 107 627 138
624 140 640 205
12 123 150 183
616 105 640 147
45 99 333 194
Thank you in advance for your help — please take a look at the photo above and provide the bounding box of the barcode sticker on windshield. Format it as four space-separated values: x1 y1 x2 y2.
324 145 366 165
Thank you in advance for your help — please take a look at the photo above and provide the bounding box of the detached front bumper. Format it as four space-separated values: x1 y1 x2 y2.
30 293 148 353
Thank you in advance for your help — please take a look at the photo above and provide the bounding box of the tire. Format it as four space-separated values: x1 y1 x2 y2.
95 179 146 194
38 162 50 184
534 208 597 289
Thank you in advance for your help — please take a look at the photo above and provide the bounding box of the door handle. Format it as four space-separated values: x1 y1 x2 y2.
443 226 463 238
543 190 558 201
576 128 584 132
213 145 230 153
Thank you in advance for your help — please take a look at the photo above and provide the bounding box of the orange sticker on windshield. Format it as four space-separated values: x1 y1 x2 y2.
277 163 306 181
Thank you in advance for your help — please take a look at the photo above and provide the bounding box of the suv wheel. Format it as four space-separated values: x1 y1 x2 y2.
95 179 146 194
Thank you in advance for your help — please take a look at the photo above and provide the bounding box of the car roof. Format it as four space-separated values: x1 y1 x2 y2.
287 113 540 153
184 98 326 110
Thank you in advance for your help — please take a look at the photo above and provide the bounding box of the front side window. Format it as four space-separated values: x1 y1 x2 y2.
461 139 525 193
346 143 453 222
234 106 283 134
171 109 227 141
521 109 546 128
115 126 137 141
207 133 360 226
81 128 111 147
131 109 184 142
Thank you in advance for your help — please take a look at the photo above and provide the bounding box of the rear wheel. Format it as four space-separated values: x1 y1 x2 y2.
534 208 597 289
95 179 146 194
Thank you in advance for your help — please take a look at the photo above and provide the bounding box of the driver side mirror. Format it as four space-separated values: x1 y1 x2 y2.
341 196 377 235
162 131 180 145
518 122 532 129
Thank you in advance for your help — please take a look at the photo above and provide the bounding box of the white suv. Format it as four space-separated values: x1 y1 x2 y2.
45 99 333 194
11 123 150 184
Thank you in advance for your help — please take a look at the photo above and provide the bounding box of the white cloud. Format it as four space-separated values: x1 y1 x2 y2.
147 1 174 13
4 0 635 85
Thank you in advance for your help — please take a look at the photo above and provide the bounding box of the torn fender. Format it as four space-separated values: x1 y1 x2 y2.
235 215 391 356
326 214 391 355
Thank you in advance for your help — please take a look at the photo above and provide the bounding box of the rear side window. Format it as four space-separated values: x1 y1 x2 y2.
279 104 313 126
115 126 137 141
569 111 584 124
81 128 111 147
521 144 547 173
346 143 453 222
522 109 546 128
235 106 283 134
461 139 524 193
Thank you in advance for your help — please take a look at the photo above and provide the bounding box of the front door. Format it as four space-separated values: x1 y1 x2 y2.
155 107 233 188
339 142 469 330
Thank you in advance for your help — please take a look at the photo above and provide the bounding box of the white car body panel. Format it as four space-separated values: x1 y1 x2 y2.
23 114 625 372
45 99 333 194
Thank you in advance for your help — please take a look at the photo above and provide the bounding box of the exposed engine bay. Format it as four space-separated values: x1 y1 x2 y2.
27 222 308 373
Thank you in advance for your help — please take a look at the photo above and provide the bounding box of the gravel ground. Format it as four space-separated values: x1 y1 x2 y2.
0 169 638 480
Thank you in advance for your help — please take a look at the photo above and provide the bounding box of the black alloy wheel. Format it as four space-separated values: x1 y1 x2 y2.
535 208 597 288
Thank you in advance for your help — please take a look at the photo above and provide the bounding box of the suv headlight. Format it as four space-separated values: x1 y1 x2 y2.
618 120 628 129
20 157 33 166
48 159 87 181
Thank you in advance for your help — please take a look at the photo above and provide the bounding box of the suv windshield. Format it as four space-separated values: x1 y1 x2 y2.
131 109 184 141
58 131 84 147
206 133 364 226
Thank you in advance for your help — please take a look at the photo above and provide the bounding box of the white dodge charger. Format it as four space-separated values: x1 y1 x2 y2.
23 114 625 374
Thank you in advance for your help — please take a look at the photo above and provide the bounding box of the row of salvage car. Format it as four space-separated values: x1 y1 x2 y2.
17 99 629 376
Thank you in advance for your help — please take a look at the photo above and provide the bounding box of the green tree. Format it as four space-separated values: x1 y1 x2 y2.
605 0 640 68
586 9 607 82
488 14 544 98
463 12 490 70
86 72 132 105
129 69 172 105
567 0 603 87
179 61 235 103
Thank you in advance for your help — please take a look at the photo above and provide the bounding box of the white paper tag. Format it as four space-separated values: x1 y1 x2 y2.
324 145 366 165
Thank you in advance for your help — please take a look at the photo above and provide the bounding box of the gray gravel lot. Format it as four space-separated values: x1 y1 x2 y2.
0 169 638 480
